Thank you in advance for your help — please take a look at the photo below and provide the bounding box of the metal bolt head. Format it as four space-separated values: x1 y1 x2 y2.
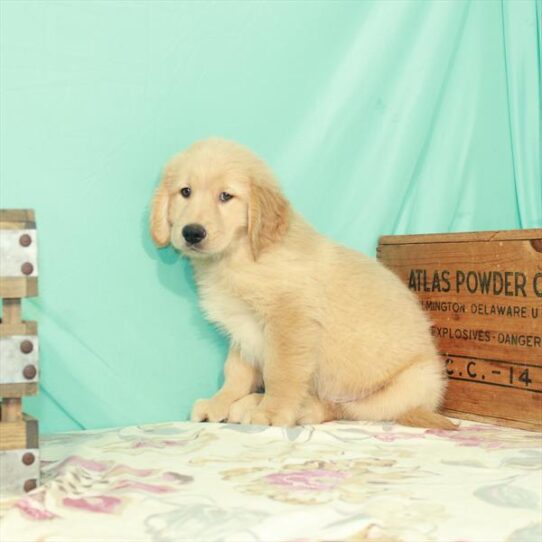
21 262 34 275
24 479 37 492
20 340 34 354
19 234 32 247
23 364 37 380
22 452 35 466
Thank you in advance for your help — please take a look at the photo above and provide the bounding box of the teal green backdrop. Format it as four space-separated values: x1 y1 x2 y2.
1 1 540 433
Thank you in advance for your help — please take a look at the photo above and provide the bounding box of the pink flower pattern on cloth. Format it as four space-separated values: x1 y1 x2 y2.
63 496 121 514
265 469 351 491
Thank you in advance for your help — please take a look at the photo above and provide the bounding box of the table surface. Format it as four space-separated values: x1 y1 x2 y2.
1 419 541 542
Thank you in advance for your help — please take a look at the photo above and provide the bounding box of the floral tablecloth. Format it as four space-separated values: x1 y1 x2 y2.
1 419 541 542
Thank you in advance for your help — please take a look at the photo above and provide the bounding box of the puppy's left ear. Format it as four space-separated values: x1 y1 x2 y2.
248 179 291 260
150 168 172 247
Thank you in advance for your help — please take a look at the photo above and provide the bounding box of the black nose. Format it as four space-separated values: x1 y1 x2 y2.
182 224 207 245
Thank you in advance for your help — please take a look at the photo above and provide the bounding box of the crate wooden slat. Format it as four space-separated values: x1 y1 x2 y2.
0 321 37 337
0 413 38 451
0 383 38 398
0 209 36 230
0 277 38 298
378 228 542 432
379 229 542 245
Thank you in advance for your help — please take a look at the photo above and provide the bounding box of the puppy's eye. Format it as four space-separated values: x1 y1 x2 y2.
219 192 234 202
180 187 191 198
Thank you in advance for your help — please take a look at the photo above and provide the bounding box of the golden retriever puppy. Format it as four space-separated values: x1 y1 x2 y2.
150 138 455 429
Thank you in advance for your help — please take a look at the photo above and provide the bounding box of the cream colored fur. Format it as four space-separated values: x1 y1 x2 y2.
150 138 456 429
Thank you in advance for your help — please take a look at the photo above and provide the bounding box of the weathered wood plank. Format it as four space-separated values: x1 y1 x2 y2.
0 277 38 298
379 228 542 245
0 321 37 337
0 209 36 230
0 414 38 450
0 383 38 397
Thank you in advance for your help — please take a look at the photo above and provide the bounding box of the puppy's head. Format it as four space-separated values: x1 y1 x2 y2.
150 138 291 260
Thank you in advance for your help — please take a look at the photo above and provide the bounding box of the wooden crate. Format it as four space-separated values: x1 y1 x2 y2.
378 229 542 432
0 209 40 496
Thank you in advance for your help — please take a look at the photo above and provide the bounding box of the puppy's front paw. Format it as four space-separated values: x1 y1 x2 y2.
191 397 231 423
296 396 339 425
228 393 263 423
241 405 296 427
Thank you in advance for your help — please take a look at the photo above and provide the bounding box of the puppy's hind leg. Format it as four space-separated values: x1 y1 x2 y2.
341 359 456 430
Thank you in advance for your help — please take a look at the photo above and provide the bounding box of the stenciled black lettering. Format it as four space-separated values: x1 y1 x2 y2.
534 273 542 297
497 333 542 348
423 269 431 292
456 270 465 293
493 271 504 295
408 269 418 291
478 271 491 294
515 272 527 297
466 271 478 293
519 369 532 387
432 271 441 292
442 270 451 292
504 271 514 296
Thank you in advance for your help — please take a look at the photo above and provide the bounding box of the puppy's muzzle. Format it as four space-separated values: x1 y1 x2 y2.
182 223 207 245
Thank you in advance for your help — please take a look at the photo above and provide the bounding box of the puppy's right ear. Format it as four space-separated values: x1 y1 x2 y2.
150 170 172 247
248 179 291 260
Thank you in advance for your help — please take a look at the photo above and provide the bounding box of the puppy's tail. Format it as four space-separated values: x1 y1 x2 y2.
396 407 458 430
